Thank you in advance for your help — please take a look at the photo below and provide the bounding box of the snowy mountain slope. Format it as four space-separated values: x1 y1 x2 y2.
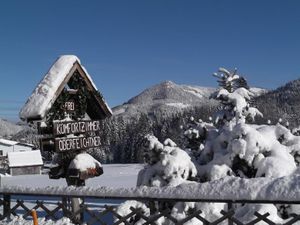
11 126 38 145
0 119 24 137
113 80 266 118
127 81 215 105
113 81 218 117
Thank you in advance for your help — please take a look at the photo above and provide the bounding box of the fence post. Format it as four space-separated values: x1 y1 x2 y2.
3 194 11 220
71 197 82 223
227 202 233 225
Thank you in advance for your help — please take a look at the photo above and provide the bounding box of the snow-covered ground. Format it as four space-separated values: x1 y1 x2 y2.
0 163 299 225
1 164 142 188
0 164 142 225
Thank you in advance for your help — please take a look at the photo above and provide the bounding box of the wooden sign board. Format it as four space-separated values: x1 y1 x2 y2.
21 56 113 183
53 120 101 136
55 136 101 152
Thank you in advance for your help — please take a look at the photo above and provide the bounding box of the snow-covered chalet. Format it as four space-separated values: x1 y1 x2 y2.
8 150 43 176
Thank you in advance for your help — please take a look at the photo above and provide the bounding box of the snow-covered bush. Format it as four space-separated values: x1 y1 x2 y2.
117 135 198 223
137 135 197 187
116 67 300 224
115 201 150 225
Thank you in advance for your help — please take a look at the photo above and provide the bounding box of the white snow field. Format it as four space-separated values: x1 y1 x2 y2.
0 164 142 225
1 164 143 188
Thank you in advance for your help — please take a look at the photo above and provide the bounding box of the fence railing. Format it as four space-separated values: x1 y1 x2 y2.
0 186 299 225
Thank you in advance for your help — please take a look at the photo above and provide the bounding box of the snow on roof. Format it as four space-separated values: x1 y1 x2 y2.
16 142 35 148
0 138 18 146
19 55 112 121
8 150 43 167
0 139 34 147
20 55 79 120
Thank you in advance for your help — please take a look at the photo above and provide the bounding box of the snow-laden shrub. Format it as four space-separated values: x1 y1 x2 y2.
234 204 284 224
115 201 150 225
201 122 297 179
137 135 197 187
118 135 198 224
168 202 226 225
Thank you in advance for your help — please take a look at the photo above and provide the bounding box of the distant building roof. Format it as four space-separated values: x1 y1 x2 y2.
0 139 18 146
8 150 43 167
0 138 34 148
20 55 112 121
17 142 35 148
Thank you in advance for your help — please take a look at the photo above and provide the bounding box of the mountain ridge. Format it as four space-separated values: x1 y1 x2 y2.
112 80 266 118
113 81 218 118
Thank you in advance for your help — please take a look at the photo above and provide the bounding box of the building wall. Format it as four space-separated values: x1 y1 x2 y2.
0 145 13 157
10 166 41 176
0 144 32 157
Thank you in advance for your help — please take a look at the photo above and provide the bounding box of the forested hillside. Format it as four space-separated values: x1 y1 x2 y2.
255 79 300 126
11 79 300 163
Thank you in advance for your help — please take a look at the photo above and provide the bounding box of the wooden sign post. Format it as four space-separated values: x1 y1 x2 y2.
19 55 112 222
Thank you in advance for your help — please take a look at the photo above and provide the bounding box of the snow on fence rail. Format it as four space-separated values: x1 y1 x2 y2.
0 173 299 225
1 171 299 202
0 189 299 225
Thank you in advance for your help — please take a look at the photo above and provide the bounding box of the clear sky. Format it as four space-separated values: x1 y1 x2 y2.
0 0 300 121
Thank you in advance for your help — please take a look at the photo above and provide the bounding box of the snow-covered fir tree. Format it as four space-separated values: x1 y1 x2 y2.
189 68 297 180
116 67 300 224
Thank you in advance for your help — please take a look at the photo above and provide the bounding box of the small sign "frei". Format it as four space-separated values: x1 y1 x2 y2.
55 136 101 152
53 120 101 136
61 100 75 112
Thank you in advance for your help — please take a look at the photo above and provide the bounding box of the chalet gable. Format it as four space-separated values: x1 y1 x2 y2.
20 55 112 122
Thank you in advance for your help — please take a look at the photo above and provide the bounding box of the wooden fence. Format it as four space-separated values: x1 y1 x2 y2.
0 188 299 225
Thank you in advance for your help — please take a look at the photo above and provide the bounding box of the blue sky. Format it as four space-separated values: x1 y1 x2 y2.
0 1 300 121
